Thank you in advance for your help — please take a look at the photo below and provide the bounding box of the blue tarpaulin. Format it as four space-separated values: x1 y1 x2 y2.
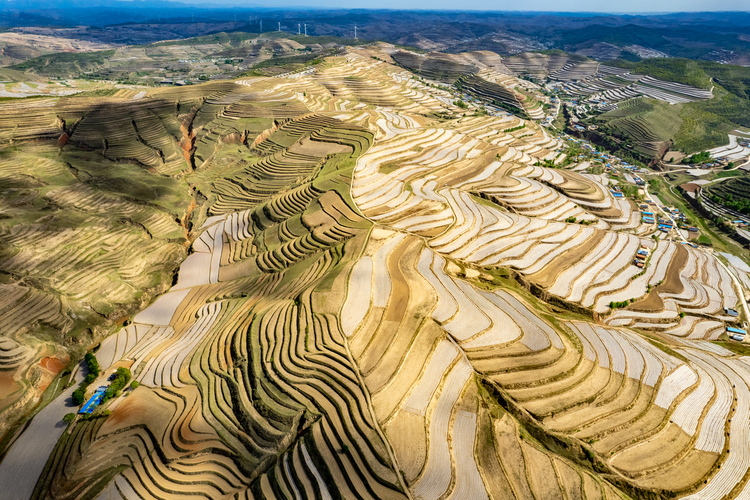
79 386 107 414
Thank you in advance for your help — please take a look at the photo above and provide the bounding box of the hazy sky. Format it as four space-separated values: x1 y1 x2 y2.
194 0 748 13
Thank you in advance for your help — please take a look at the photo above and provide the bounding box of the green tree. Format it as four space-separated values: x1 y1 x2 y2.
72 388 86 405
84 352 100 377
103 367 132 401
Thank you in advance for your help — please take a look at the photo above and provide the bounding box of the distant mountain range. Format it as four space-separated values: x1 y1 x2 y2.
1 3 749 65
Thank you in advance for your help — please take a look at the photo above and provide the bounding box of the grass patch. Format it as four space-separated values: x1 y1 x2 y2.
712 170 745 180
711 339 750 356
673 89 737 153
11 50 116 78
0 95 47 102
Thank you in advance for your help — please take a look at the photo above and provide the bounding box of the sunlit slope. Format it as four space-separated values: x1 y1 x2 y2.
350 112 740 336
34 121 405 499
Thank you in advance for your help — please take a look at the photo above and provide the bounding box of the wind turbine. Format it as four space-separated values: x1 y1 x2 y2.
278 22 281 32
304 23 307 36
260 20 263 32
354 24 358 40
298 23 301 35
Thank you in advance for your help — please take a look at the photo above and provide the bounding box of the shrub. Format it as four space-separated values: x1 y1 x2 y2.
84 352 100 377
682 151 712 164
103 367 132 401
129 380 140 390
63 413 76 424
609 300 631 309
72 388 86 405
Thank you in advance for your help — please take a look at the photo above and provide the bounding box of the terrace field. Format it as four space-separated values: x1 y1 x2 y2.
593 93 739 157
704 173 750 217
570 58 750 157
596 98 683 158
0 45 749 500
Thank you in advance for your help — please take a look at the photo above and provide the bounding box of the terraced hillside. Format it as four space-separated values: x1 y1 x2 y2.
595 98 683 158
391 51 478 83
0 48 749 500
502 51 600 80
704 173 750 220
0 91 197 434
391 50 549 120
500 53 713 106
5 31 368 85
455 74 529 118
499 54 732 158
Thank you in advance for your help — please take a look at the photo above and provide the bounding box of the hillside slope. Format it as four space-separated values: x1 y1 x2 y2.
0 50 749 500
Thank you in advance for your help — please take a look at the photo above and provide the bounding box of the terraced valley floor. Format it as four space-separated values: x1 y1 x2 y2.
1 48 750 500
